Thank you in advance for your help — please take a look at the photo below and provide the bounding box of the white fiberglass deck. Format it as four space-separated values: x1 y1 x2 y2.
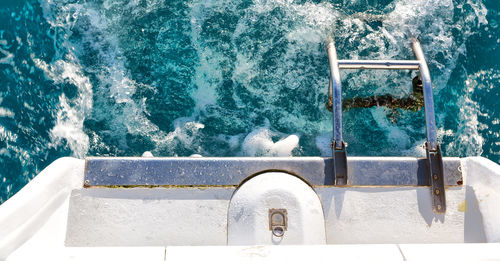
0 156 499 260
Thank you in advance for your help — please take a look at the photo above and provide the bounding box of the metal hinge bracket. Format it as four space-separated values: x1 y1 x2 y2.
426 143 446 213
334 141 348 185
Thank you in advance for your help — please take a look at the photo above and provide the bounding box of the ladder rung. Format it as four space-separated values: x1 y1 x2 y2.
337 60 420 70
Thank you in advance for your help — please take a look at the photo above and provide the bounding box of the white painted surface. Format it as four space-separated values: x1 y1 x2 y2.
7 247 165 261
9 244 500 261
0 157 84 260
7 196 72 258
400 243 500 261
66 187 233 246
228 172 326 245
65 182 485 246
462 157 500 242
1 156 500 259
166 244 500 261
166 245 404 261
317 186 469 243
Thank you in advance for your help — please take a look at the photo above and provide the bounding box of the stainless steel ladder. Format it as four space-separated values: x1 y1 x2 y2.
326 38 446 213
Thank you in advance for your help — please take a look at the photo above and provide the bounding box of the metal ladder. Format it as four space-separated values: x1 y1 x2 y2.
326 38 446 213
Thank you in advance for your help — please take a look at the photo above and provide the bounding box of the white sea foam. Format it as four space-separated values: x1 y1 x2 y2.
39 0 171 155
189 3 224 111
315 132 332 156
0 47 14 66
226 134 243 150
445 70 493 157
41 0 211 157
189 0 338 138
161 118 205 155
33 1 98 158
0 125 18 143
191 48 222 111
188 0 489 156
402 139 427 156
0 108 14 118
37 0 491 158
32 51 92 156
50 95 90 158
242 127 299 156
371 107 410 150
34 57 93 158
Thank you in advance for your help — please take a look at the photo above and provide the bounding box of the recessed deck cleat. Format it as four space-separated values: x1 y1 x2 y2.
227 172 326 245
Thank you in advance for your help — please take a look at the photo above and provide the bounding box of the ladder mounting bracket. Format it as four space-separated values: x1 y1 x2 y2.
426 143 446 213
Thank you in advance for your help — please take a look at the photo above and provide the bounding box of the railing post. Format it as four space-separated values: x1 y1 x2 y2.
411 40 438 151
411 39 446 213
326 40 348 185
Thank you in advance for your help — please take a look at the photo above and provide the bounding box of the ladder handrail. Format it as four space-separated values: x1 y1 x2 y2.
327 39 438 151
411 39 438 152
326 38 446 213
326 42 343 151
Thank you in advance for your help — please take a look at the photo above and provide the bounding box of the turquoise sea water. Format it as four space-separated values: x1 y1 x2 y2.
0 0 498 203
